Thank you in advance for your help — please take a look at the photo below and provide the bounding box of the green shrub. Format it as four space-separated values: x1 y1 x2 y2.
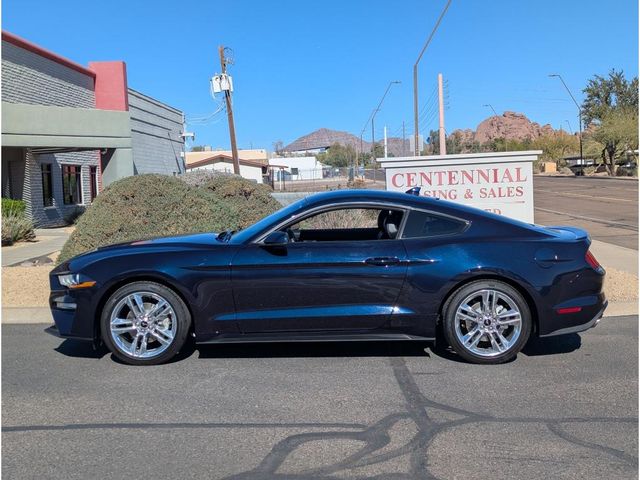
58 173 280 262
1 198 26 217
1 213 35 246
188 173 281 228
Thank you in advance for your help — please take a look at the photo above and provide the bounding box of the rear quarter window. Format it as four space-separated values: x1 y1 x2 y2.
402 210 467 238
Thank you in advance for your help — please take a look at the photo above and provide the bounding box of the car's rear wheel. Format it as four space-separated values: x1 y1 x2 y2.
100 282 191 366
443 280 531 364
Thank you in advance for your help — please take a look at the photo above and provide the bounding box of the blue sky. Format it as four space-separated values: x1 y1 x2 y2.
3 0 638 150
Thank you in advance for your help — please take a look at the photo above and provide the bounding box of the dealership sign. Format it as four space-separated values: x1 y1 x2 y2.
378 151 541 223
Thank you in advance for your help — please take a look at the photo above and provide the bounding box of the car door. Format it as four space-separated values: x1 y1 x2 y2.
230 206 409 333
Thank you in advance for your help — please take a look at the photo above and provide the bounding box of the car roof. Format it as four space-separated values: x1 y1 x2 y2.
302 189 539 232
303 189 434 206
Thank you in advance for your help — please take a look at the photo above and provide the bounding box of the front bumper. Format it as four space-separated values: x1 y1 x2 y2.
48 276 99 341
540 300 608 337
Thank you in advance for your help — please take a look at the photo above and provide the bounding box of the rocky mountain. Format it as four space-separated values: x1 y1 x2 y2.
283 128 362 152
282 112 563 157
454 111 557 144
283 128 413 157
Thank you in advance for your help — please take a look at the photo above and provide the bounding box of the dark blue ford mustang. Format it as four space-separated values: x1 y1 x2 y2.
48 189 607 365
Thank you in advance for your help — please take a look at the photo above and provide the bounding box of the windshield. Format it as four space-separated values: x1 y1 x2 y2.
230 197 309 244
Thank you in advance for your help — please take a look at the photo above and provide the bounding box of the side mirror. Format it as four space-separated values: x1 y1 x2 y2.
264 231 289 246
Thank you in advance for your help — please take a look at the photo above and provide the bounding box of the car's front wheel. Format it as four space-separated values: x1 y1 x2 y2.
442 280 531 364
100 281 191 365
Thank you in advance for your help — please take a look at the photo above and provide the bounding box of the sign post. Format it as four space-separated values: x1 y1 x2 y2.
377 151 541 223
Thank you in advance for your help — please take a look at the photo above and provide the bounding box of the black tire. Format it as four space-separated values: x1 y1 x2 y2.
100 281 191 366
442 280 532 364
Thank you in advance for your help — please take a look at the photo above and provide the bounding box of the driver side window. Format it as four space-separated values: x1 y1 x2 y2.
282 207 405 242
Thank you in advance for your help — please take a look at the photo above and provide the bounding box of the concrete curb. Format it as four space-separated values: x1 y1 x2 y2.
534 174 638 181
2 307 52 324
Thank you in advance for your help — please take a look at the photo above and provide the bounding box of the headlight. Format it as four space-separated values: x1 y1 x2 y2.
58 273 96 289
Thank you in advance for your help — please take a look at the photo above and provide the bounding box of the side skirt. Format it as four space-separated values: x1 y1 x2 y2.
196 332 435 345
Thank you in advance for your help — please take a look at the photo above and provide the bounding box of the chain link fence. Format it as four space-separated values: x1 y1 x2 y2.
266 167 386 192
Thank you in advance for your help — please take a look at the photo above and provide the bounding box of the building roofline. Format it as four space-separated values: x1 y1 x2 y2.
2 30 96 78
127 87 182 114
187 154 272 169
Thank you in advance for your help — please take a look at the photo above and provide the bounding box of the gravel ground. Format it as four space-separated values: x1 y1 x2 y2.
2 265 52 307
1 254 637 307
605 267 639 302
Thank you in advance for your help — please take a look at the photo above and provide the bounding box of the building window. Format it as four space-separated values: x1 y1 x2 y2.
62 165 82 205
291 167 299 176
90 166 98 201
41 164 53 207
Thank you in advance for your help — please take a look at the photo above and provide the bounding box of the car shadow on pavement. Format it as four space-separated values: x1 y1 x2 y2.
53 334 581 363
427 332 582 364
55 339 109 359
521 333 582 356
196 340 433 359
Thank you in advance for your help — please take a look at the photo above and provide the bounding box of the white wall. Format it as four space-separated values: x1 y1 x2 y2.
188 162 263 183
270 156 325 181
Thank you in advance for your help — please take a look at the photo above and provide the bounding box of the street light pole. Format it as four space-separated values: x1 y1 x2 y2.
359 108 376 174
565 119 573 134
371 81 401 165
413 0 452 156
483 104 506 151
483 103 498 117
549 74 584 175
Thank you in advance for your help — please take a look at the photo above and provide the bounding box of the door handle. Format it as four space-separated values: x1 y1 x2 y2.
365 256 400 266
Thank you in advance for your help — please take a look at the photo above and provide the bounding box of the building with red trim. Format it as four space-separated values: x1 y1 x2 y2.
1 31 186 226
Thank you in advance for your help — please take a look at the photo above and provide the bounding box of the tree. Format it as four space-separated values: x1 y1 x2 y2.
272 140 284 155
532 133 579 164
589 109 638 175
316 143 356 167
582 69 638 126
191 145 207 152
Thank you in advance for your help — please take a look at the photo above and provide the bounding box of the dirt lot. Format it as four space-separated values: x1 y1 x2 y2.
2 252 55 307
2 255 636 307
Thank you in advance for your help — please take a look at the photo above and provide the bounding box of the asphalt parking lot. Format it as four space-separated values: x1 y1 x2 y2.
3 316 637 479
534 176 638 250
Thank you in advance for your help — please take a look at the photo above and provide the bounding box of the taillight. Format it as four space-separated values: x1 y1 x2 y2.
585 250 602 270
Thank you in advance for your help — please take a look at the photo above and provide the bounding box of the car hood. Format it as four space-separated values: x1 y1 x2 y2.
108 232 224 248
55 232 229 274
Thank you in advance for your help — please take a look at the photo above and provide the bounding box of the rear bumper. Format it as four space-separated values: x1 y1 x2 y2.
540 300 608 337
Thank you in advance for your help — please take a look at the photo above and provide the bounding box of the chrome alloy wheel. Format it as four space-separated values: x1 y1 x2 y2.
454 289 522 358
109 292 177 359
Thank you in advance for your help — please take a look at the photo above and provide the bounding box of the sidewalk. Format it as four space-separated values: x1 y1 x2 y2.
590 239 638 276
1 227 70 266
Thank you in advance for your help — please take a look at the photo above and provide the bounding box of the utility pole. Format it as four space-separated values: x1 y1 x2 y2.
437 73 446 155
384 126 388 158
219 45 240 175
413 0 452 156
402 121 406 156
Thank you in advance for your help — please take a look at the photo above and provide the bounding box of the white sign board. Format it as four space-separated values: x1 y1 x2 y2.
379 151 540 223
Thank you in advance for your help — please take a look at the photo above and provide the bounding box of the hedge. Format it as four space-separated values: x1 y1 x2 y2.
58 173 280 262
